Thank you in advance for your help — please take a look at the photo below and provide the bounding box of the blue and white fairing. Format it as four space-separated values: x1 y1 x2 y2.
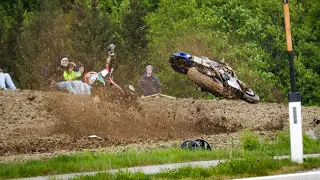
171 52 193 65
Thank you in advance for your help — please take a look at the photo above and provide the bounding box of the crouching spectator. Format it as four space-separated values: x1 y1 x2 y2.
57 62 91 95
140 65 161 98
73 64 91 95
0 69 16 90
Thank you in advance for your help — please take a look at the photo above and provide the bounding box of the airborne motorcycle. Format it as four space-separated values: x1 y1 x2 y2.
169 52 259 103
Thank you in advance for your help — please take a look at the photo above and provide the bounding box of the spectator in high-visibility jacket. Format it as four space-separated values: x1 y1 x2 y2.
63 62 79 81
57 61 90 95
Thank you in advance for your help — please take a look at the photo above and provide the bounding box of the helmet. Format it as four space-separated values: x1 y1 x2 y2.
61 58 69 67
107 44 116 51
108 44 116 56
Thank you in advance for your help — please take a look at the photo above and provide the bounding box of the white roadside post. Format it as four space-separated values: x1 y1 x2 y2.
283 0 303 163
288 93 303 163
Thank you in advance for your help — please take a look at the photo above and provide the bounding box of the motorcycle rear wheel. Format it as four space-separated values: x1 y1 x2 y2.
187 67 224 96
242 89 260 104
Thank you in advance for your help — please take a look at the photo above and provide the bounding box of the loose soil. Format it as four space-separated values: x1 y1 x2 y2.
1 89 320 162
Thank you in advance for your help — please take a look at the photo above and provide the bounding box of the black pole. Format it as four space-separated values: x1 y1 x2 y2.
288 52 296 92
283 0 297 93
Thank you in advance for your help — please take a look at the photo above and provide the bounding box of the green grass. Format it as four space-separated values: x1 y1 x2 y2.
241 130 320 156
1 131 319 179
0 148 235 179
70 157 320 180
154 157 320 179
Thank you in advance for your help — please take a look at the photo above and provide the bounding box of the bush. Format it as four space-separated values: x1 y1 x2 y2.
240 130 261 151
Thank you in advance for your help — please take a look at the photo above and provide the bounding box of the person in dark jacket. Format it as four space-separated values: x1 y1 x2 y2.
140 65 161 97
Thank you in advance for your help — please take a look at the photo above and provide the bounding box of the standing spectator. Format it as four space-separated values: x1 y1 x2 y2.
106 44 116 76
140 65 161 98
0 69 16 90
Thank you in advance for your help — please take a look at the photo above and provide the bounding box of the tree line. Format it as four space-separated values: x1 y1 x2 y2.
0 0 319 105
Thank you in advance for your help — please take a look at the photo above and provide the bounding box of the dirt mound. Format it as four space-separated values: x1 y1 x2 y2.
1 90 320 156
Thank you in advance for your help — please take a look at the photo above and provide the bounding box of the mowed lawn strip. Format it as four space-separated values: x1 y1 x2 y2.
70 157 320 180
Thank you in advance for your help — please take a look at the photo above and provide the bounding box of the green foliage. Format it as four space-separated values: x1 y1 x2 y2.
0 0 320 105
17 1 66 89
303 133 320 152
216 157 289 176
240 130 261 151
155 166 212 179
247 131 320 156
0 148 226 178
70 157 320 179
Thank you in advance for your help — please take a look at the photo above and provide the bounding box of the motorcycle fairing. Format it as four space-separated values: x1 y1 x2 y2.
171 52 193 65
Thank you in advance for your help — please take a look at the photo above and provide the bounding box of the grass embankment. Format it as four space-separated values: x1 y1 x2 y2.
1 131 319 179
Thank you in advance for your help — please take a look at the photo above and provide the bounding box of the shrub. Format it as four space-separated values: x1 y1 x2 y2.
240 130 261 151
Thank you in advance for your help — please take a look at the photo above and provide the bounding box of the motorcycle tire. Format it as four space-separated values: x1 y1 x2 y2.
169 56 192 74
187 67 224 96
180 140 201 150
195 139 212 151
242 89 259 104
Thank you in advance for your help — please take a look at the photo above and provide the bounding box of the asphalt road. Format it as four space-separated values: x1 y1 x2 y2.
236 171 320 180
